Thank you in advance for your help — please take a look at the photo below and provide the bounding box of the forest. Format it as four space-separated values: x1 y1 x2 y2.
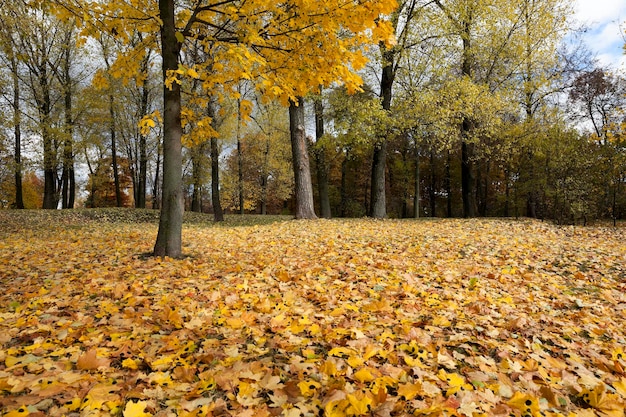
1 1 626 415
0 0 624 233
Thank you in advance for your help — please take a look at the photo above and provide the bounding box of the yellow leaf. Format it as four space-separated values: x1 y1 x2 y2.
298 380 321 397
123 400 153 417
122 358 138 370
175 32 184 43
397 382 422 400
353 367 375 383
77 348 110 370
187 67 199 79
346 391 372 415
4 406 29 417
614 377 626 398
507 391 540 415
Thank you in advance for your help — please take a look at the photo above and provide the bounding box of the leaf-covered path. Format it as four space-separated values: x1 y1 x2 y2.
1 213 625 416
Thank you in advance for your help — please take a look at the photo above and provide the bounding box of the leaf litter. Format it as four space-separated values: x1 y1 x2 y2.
0 215 625 416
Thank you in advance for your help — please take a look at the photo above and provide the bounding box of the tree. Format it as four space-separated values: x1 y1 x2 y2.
313 92 332 218
289 98 317 219
0 9 25 209
222 129 292 214
54 0 396 256
370 0 423 218
11 4 65 209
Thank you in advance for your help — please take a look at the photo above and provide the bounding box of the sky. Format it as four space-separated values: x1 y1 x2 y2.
574 0 626 71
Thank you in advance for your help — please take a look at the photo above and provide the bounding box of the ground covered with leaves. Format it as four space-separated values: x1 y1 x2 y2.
1 210 625 417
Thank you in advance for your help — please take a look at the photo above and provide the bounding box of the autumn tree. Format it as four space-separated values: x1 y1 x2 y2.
222 130 293 214
0 7 25 209
53 0 396 256
8 3 68 208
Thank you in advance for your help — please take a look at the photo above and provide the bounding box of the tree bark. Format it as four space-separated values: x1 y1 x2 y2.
414 148 420 218
136 74 150 208
11 55 24 209
260 136 269 215
289 97 317 219
445 151 452 218
190 145 204 213
154 0 183 258
461 139 476 218
207 99 223 221
314 95 331 218
109 93 122 207
211 136 224 221
429 151 436 217
370 48 395 218
61 52 75 209
40 65 58 210
237 136 244 214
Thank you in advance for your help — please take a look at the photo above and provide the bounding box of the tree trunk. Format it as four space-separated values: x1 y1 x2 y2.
154 0 184 258
429 151 436 217
40 67 58 210
136 77 150 208
237 136 244 214
370 48 395 219
207 100 223 221
11 56 24 209
152 138 162 210
340 152 348 217
260 137 270 215
190 141 205 212
414 148 420 218
109 93 122 207
504 169 510 217
314 95 331 218
461 139 476 218
289 97 317 219
445 151 452 218
61 58 75 209
211 136 224 221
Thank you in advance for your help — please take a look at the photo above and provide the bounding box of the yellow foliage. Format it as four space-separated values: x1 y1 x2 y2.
1 215 625 415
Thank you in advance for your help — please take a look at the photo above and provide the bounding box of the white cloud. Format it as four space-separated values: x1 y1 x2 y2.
574 0 626 69
575 0 625 26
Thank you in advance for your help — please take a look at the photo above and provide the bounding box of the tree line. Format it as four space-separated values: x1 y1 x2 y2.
0 0 624 256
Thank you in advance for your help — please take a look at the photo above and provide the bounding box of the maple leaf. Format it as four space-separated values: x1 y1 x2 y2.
76 348 110 370
123 400 153 417
2 214 626 416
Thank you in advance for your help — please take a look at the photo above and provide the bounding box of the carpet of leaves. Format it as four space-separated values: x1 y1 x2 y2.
1 212 626 417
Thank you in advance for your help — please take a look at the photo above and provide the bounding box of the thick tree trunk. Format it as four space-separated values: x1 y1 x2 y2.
461 139 476 218
370 140 387 218
314 96 331 218
154 0 183 258
61 67 75 209
370 48 395 218
11 58 24 209
289 98 317 219
459 15 476 218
